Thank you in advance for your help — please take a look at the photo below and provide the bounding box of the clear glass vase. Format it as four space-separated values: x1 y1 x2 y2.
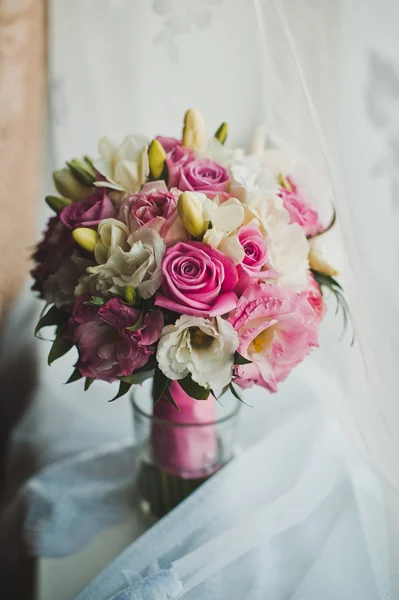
131 381 241 519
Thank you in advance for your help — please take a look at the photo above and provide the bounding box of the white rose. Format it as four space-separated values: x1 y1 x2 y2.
76 228 165 299
157 315 239 392
94 135 150 194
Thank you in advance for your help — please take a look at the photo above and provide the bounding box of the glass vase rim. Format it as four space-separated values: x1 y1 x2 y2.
131 390 241 428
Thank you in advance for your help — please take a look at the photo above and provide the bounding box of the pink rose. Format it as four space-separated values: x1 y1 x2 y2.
177 158 229 193
60 191 117 230
229 283 319 392
306 275 325 320
31 216 76 297
68 296 163 382
120 182 187 246
156 136 181 153
235 224 277 294
155 241 238 317
278 187 323 237
166 145 195 188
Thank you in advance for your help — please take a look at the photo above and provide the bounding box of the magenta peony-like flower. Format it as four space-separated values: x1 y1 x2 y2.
155 241 238 317
31 216 76 297
278 187 323 237
60 190 117 230
68 296 164 382
235 224 277 294
229 283 319 392
177 158 229 193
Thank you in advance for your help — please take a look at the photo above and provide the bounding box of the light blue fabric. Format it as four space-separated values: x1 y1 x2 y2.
24 439 137 557
108 569 182 600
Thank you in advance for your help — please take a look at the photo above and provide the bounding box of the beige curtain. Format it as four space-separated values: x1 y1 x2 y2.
0 0 46 318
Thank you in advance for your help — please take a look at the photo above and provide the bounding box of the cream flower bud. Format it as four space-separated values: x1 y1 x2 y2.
182 108 206 152
53 168 93 202
308 247 339 277
177 192 206 238
94 218 129 264
72 228 99 254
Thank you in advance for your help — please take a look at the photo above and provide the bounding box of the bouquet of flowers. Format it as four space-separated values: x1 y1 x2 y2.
32 109 346 513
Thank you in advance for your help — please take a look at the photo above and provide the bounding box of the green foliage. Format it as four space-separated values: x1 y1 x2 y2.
35 305 68 337
48 327 73 365
311 270 354 344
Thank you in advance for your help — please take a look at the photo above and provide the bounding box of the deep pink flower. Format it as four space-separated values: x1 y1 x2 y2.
120 182 187 246
60 190 117 230
155 241 238 317
177 158 229 193
229 283 319 392
235 224 276 294
279 186 323 237
31 216 76 297
68 296 163 382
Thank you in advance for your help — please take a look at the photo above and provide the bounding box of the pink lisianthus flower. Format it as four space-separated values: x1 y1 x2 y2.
229 283 319 392
155 241 238 317
67 296 163 382
177 158 229 193
31 216 76 298
120 182 187 246
278 186 323 237
306 274 325 320
234 223 277 295
60 190 117 230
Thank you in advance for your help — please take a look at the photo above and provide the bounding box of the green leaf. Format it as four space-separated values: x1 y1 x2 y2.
35 305 68 336
164 385 180 410
110 380 132 402
152 368 170 404
48 328 73 365
84 296 106 307
65 368 83 384
66 159 96 187
120 369 154 385
229 383 242 402
84 377 94 391
234 352 252 365
178 375 210 400
83 155 95 171
125 308 144 332
45 195 72 214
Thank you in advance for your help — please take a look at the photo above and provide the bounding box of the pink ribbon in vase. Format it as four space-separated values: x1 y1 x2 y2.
151 381 218 479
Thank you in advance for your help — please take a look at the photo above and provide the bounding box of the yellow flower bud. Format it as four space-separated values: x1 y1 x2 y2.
72 228 99 254
309 248 339 277
177 192 206 238
214 122 228 145
277 173 293 191
45 195 72 214
53 168 93 202
148 139 166 180
182 108 206 152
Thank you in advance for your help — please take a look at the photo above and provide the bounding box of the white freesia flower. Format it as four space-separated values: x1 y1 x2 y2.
94 135 150 194
76 228 165 299
157 315 239 392
94 218 130 264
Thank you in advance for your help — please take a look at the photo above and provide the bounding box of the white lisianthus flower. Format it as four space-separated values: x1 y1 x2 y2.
76 228 165 299
157 315 239 392
94 218 130 264
94 135 150 194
